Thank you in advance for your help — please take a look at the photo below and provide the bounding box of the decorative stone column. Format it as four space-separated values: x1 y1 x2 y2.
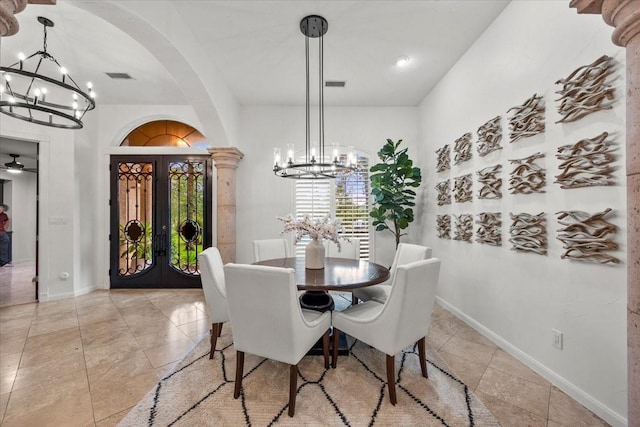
208 147 244 264
0 0 27 36
570 0 640 424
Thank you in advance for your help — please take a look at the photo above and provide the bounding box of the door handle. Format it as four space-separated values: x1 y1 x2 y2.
154 234 166 257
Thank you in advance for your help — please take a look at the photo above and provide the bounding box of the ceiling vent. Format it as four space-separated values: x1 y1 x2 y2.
325 81 345 87
106 72 134 79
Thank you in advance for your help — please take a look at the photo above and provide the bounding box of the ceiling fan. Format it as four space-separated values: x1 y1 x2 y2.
1 154 37 174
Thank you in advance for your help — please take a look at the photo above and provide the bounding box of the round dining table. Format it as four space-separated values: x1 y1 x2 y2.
253 257 390 311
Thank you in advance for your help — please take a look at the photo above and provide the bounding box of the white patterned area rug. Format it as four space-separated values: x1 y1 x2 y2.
119 327 499 426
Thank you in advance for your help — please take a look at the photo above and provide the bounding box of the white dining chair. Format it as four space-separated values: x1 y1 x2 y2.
252 238 291 262
351 243 432 304
326 238 360 260
331 258 441 405
198 247 230 359
224 263 331 417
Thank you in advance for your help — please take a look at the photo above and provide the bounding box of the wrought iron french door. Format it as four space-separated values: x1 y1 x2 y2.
109 155 212 288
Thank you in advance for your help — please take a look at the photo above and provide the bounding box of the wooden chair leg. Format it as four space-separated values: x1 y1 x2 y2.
217 322 223 337
209 323 218 359
322 330 330 369
233 351 244 399
386 354 397 405
331 328 340 368
417 337 428 378
288 364 297 417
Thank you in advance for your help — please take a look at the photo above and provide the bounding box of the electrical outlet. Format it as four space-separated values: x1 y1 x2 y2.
552 329 563 349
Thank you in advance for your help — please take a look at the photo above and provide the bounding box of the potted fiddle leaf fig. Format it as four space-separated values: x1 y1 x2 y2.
369 139 422 248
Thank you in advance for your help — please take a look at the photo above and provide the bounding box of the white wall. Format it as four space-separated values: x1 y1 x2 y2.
416 2 626 425
0 169 36 262
235 105 419 265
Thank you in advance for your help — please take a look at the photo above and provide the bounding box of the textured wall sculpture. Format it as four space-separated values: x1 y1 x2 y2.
555 131 615 189
476 212 502 246
476 116 503 156
436 145 451 172
436 215 451 239
509 152 546 194
477 164 502 199
435 180 452 206
454 174 473 203
509 212 547 255
555 55 615 123
453 214 473 242
454 132 473 164
507 93 545 142
556 208 619 264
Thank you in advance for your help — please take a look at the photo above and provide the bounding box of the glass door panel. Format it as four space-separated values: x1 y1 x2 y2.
110 155 211 288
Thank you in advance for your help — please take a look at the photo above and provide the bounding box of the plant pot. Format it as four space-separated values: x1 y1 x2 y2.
305 238 325 269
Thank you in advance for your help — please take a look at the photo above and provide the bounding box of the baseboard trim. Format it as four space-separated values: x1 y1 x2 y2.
435 296 627 427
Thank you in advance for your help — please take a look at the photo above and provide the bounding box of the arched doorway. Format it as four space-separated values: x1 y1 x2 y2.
109 120 212 288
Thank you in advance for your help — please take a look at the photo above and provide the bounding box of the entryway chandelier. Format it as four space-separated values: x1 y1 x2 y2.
0 16 96 129
272 15 357 179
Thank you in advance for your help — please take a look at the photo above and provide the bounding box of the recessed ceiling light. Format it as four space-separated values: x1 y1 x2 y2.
395 56 411 67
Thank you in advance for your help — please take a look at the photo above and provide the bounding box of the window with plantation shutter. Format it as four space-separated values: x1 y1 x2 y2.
294 154 370 259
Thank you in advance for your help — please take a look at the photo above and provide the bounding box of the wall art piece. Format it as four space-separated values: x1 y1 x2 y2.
436 145 450 172
476 116 502 156
436 215 451 239
556 208 619 264
509 212 547 255
453 214 473 242
435 180 452 206
475 212 502 246
453 132 473 165
555 131 615 189
477 164 502 199
454 174 473 203
555 55 615 124
507 93 545 142
509 152 546 194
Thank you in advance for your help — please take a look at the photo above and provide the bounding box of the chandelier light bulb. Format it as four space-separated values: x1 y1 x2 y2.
90 92 96 98
331 142 340 162
72 93 78 100
87 82 93 89
287 144 295 164
72 101 78 110
60 66 67 75
8 96 15 104
4 75 11 82
273 148 281 167
17 52 26 61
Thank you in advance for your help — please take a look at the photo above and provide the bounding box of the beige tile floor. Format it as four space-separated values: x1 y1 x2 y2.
0 282 610 425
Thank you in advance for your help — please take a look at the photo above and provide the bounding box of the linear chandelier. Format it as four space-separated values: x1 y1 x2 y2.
273 15 357 179
0 16 96 129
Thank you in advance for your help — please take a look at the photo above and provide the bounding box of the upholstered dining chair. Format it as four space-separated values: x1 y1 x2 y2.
331 258 441 405
252 238 291 262
198 247 230 359
326 238 360 260
351 243 432 304
224 263 331 417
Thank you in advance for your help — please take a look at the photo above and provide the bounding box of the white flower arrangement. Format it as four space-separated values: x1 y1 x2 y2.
277 214 345 250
